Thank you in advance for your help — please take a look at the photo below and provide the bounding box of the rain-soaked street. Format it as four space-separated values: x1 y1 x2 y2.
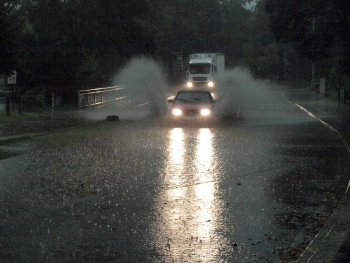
0 83 349 262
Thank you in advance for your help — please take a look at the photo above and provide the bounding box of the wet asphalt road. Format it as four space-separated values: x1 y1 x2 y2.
0 85 349 262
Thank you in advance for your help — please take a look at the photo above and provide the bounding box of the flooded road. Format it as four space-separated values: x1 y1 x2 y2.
0 85 349 262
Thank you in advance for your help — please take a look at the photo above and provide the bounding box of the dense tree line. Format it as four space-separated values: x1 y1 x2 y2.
1 0 283 92
265 0 350 75
0 0 22 76
17 0 170 90
2 0 348 97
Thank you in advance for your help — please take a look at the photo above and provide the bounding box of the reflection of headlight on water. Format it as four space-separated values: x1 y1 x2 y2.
208 82 214 87
187 82 193 88
172 109 182 115
201 109 210 115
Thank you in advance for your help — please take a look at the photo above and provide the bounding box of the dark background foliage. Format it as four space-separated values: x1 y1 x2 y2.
1 0 349 98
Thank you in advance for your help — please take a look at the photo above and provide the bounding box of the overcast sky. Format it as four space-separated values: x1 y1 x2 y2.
245 0 257 10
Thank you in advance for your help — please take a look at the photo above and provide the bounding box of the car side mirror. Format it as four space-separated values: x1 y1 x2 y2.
168 98 174 103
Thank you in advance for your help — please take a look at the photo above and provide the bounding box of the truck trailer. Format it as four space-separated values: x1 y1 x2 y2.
186 53 225 88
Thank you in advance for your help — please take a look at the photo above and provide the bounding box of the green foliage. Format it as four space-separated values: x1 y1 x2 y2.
0 0 23 76
2 0 297 91
22 87 44 109
239 0 281 78
265 0 350 75
0 110 46 122
16 0 171 90
160 0 224 56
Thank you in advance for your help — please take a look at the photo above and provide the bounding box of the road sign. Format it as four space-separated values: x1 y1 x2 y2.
7 71 17 84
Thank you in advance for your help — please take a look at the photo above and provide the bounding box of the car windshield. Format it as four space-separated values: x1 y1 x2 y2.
174 92 212 103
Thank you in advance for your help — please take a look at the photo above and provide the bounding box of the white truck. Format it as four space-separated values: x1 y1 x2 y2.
186 53 225 88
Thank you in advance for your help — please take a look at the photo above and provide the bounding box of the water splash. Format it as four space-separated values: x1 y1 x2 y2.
215 67 284 118
113 57 168 116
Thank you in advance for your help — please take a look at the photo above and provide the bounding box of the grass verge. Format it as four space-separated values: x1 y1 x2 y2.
0 151 22 160
0 135 38 146
0 119 130 160
33 120 128 149
326 90 345 103
0 111 47 122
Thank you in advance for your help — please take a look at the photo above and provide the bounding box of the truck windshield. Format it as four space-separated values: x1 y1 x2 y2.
189 63 211 74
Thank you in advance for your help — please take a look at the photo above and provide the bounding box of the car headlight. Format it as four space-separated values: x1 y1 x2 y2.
187 82 193 88
208 81 214 87
172 109 182 115
201 109 210 115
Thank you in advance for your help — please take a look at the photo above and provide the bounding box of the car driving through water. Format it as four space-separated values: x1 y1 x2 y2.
167 90 216 124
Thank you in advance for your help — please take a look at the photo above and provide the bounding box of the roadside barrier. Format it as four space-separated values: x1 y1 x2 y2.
78 85 128 108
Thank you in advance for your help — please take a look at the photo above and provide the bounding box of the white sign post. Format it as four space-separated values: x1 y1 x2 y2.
52 93 54 112
320 78 326 96
7 71 17 85
6 71 17 116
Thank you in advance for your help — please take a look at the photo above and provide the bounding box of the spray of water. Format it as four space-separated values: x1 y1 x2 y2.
79 57 169 121
81 58 295 124
215 67 285 119
113 57 168 116
215 67 313 126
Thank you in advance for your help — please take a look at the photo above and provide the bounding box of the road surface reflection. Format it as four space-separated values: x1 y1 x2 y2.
151 128 224 262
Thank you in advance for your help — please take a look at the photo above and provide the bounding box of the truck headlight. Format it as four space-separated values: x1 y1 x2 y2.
201 109 210 116
208 81 214 87
172 109 182 115
187 82 193 88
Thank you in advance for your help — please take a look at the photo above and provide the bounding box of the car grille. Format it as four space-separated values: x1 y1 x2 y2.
184 110 200 116
193 77 207 81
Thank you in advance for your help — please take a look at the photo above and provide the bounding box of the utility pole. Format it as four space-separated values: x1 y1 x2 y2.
18 85 22 114
6 85 11 116
284 51 287 83
283 50 290 84
311 17 315 89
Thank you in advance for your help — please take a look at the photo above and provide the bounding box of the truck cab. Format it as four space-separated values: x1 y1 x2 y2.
186 53 224 89
186 59 216 88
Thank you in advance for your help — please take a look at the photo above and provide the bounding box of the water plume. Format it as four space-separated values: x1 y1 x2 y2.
215 67 284 118
113 57 168 116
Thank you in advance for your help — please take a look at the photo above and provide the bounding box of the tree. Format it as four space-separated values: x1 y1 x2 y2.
219 0 252 67
265 0 350 74
221 0 280 78
0 0 22 76
16 0 170 89
161 0 223 55
13 0 287 93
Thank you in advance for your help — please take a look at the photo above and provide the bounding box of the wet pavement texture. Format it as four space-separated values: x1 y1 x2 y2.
332 232 350 262
0 85 349 262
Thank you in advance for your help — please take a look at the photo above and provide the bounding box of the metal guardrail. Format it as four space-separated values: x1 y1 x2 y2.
78 85 128 108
